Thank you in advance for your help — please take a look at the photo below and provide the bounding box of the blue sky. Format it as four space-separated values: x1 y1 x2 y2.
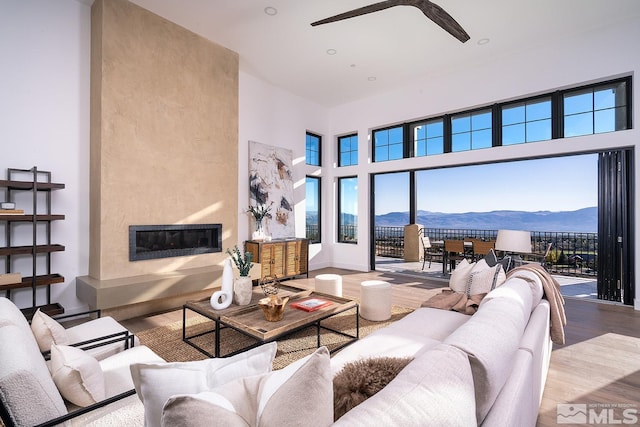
374 154 598 215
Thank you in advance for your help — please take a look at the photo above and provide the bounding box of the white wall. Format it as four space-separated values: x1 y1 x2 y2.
238 72 332 269
0 0 91 312
325 18 640 307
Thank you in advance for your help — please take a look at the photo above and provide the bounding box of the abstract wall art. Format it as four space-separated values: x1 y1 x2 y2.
248 140 295 238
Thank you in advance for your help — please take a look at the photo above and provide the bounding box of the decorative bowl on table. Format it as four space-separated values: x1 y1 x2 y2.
258 295 289 322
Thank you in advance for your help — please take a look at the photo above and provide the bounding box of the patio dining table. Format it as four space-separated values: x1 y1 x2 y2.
432 240 473 275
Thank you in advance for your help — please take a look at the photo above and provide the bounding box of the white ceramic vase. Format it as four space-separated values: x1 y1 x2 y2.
210 259 234 310
233 276 253 306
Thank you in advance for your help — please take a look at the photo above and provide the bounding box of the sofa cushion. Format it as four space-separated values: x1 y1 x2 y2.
50 344 106 407
161 346 333 427
480 276 535 315
444 291 529 424
100 345 165 398
333 343 477 427
385 307 471 341
0 323 67 426
130 341 277 427
480 350 535 427
65 316 141 360
0 297 34 337
502 268 545 308
333 356 413 420
31 309 70 352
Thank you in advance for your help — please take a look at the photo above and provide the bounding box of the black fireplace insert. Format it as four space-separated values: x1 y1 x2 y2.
129 224 222 261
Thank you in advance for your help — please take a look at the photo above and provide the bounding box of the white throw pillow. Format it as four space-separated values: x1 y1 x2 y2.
467 259 506 295
130 341 277 427
31 309 69 352
448 259 475 293
50 344 105 407
161 346 333 427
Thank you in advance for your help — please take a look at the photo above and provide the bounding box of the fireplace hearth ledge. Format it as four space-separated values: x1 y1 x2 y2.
76 264 262 315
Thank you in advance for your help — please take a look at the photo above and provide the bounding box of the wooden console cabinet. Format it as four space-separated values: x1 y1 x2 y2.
245 238 309 281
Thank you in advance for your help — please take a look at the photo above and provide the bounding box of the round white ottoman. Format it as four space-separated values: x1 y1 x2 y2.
314 274 343 297
360 280 392 321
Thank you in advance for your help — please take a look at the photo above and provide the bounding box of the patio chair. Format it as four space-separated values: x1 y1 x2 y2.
444 240 466 273
420 235 433 270
471 240 496 261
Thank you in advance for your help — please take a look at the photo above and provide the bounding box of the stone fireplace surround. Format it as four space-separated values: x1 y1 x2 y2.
76 0 242 319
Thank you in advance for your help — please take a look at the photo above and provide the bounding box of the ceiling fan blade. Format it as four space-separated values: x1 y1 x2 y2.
311 1 397 26
416 0 470 43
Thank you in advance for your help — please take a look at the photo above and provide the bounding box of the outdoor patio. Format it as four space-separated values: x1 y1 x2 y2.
375 257 598 300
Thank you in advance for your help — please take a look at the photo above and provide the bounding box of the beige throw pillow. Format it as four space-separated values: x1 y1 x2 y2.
31 309 69 352
130 341 277 427
50 344 105 407
467 260 506 295
161 346 333 427
448 259 475 293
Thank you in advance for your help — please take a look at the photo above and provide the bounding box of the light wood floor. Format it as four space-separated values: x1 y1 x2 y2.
121 268 640 426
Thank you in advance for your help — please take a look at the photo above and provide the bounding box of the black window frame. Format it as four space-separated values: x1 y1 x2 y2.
372 125 406 162
338 133 358 167
561 79 631 138
371 76 632 162
500 94 553 146
409 118 445 157
306 131 322 166
305 175 321 244
337 176 358 244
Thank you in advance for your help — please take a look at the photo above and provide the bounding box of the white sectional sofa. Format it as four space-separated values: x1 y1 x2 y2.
1 266 555 426
330 269 553 426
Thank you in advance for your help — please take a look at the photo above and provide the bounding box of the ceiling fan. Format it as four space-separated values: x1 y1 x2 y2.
311 0 470 43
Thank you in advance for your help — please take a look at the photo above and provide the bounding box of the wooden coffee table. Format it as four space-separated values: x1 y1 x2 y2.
182 284 359 358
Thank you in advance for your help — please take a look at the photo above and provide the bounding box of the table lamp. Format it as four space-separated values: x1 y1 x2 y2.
495 229 531 269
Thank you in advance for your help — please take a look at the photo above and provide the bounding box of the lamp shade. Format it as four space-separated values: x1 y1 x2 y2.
495 230 531 253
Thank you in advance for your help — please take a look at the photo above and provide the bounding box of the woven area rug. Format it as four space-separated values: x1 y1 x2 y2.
137 305 413 370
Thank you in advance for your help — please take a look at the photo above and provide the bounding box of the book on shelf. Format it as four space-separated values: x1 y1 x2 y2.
290 297 333 312
0 273 22 286
0 209 24 215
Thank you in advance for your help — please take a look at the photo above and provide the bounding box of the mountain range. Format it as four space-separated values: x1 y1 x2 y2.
373 207 597 233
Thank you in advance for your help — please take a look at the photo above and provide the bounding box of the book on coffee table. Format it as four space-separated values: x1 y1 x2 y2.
291 297 333 312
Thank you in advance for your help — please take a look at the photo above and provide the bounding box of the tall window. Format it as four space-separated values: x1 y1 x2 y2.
306 132 321 166
411 119 444 157
305 176 321 243
451 109 492 152
502 98 552 145
564 81 629 137
373 126 403 162
338 134 358 166
338 177 358 243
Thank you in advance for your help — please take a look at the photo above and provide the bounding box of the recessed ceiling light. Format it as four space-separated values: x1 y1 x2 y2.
477 38 490 45
264 6 278 16
368 76 376 82
326 49 337 55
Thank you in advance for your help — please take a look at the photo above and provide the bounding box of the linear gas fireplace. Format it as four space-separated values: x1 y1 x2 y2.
129 224 222 261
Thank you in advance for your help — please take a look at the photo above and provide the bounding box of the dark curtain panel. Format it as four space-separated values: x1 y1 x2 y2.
597 150 635 305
